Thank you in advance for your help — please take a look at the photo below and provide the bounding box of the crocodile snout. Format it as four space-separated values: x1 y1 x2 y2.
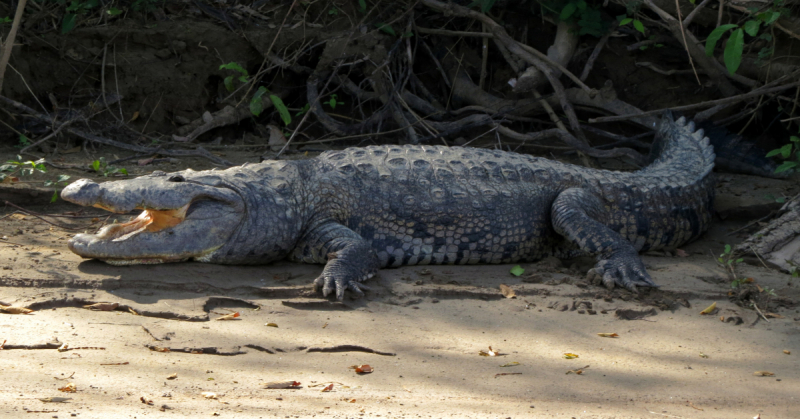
61 178 100 207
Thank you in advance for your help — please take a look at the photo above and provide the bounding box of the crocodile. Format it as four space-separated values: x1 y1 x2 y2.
61 114 715 300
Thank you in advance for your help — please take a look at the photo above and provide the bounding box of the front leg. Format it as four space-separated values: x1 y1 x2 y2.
293 222 380 300
551 188 657 292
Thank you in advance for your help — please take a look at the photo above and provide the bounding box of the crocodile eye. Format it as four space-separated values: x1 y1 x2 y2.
168 174 185 182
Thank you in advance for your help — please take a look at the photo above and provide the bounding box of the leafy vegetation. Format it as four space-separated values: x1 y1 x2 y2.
717 244 747 288
61 0 99 34
0 156 47 181
219 62 292 126
43 175 73 203
91 157 128 177
766 135 800 174
0 156 70 203
324 94 344 110
705 1 784 74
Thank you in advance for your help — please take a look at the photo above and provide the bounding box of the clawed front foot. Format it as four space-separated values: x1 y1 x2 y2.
587 250 658 292
312 246 380 301
313 268 374 301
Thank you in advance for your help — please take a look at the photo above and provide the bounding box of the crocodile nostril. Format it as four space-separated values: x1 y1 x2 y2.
168 175 185 182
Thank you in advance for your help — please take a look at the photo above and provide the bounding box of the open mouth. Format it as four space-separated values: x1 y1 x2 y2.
62 177 245 264
96 203 191 242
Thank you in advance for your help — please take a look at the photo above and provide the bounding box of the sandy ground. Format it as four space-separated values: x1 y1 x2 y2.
1 161 799 419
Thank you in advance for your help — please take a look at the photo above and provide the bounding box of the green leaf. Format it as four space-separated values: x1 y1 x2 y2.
223 76 235 92
358 0 367 13
775 161 799 173
705 24 738 56
619 18 632 26
107 7 123 15
779 144 792 159
250 87 269 117
633 19 645 34
295 103 310 117
57 174 71 183
510 265 525 276
758 11 781 25
723 28 744 74
735 258 744 263
118 168 128 175
252 86 268 101
219 62 247 76
250 97 264 117
62 13 77 34
724 244 731 254
790 136 800 143
51 190 59 203
559 3 577 20
270 95 291 126
576 0 587 10
377 23 396 36
92 160 101 172
743 20 760 36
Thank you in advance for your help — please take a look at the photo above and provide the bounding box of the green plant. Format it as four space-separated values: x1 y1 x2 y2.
44 174 72 203
718 244 746 287
219 62 250 92
376 23 396 36
219 62 292 124
17 134 31 148
0 156 47 181
61 0 99 34
295 103 310 117
106 7 123 16
251 87 291 125
545 0 610 37
328 8 339 15
705 3 783 74
324 94 344 110
617 14 646 35
358 0 367 13
766 135 800 174
468 0 497 13
0 156 72 203
91 157 128 177
0 16 12 24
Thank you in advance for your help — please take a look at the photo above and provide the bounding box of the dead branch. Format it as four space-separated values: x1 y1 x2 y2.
0 0 28 93
588 80 800 124
496 126 647 165
0 95 233 166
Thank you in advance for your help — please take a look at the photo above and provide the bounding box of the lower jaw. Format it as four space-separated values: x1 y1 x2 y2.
102 257 186 266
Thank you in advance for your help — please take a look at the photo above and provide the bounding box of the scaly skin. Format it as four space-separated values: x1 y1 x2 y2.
62 115 715 299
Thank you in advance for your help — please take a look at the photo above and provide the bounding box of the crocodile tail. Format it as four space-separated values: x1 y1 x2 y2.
697 121 788 179
643 112 716 183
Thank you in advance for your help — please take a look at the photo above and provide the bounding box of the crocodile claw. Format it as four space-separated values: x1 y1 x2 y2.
588 251 658 292
313 269 375 301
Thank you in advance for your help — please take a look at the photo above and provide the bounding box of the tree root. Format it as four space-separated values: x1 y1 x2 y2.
736 194 800 273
